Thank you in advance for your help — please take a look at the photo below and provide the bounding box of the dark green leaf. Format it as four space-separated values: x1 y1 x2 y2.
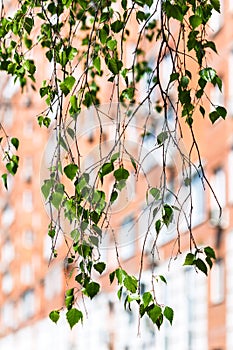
85 281 100 299
183 253 195 266
60 76 76 96
110 190 118 203
147 304 162 323
150 187 160 200
2 174 7 190
194 258 208 275
49 310 60 324
155 219 161 234
93 56 101 74
123 275 138 293
11 137 19 150
93 262 106 274
66 308 83 329
200 67 216 82
109 271 115 284
189 15 202 29
211 0 221 12
114 167 129 181
216 106 227 119
204 246 216 259
142 291 153 308
162 205 173 227
209 111 220 124
64 164 78 180
111 20 124 33
164 306 174 325
199 106 205 117
159 275 167 284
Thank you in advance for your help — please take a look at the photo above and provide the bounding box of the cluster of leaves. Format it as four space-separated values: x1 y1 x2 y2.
110 268 174 329
0 136 19 189
183 246 216 275
0 0 224 331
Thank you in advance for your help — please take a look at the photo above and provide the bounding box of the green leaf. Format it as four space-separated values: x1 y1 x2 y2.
150 187 160 200
211 0 221 12
70 229 79 241
199 105 205 117
121 87 135 100
107 39 117 50
194 258 208 275
51 186 64 209
117 286 123 300
155 219 161 234
181 76 189 88
162 205 173 227
70 95 78 113
115 268 127 284
93 262 106 274
49 310 60 324
60 76 76 96
123 275 138 293
204 246 216 259
85 281 100 299
24 17 34 35
200 67 216 82
11 137 19 150
41 179 54 200
164 306 174 325
99 28 108 44
147 304 162 324
216 106 227 119
189 15 202 29
109 271 115 284
159 275 167 284
100 162 114 177
209 111 220 124
157 131 168 145
183 253 195 266
2 174 8 190
48 228 55 239
142 291 153 308
107 58 123 75
110 190 118 203
111 20 124 33
114 167 129 181
93 56 101 74
170 72 179 82
66 308 83 329
64 164 78 180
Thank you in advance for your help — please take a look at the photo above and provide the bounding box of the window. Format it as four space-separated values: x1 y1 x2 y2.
22 190 33 212
2 271 13 294
2 301 16 329
118 216 136 260
1 238 15 264
191 173 205 227
1 204 15 227
228 149 233 203
22 157 33 183
20 289 35 321
22 229 35 248
210 259 224 304
44 264 62 300
20 263 34 285
210 167 226 211
228 51 233 115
